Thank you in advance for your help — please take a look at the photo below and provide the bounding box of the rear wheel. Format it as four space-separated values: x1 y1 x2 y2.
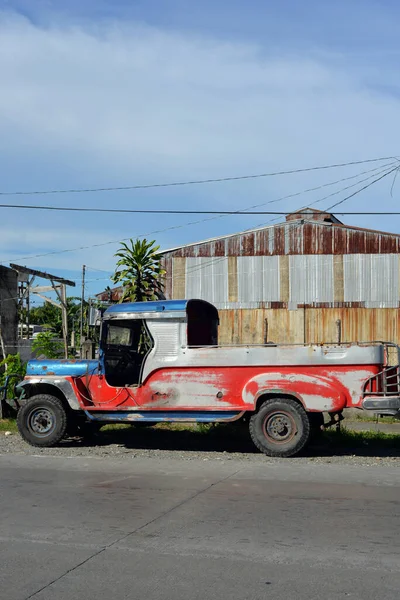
249 397 310 457
17 394 67 447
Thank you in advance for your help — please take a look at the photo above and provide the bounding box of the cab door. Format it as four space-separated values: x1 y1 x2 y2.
86 318 153 408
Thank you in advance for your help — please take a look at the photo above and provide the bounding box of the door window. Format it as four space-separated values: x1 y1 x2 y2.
102 319 153 387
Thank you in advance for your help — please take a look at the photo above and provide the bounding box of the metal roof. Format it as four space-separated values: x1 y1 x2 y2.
160 211 400 256
159 221 279 255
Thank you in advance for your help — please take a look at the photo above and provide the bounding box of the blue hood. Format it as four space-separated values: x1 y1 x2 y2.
26 359 99 378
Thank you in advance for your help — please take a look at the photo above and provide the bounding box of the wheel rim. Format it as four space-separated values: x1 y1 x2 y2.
27 407 56 437
263 411 297 444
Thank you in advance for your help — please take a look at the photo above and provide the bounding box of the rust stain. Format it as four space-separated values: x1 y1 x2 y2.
303 222 314 254
240 232 255 256
254 229 267 256
273 225 285 255
213 239 225 257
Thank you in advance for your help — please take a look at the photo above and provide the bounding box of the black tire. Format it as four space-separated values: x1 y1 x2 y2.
249 397 310 457
17 394 68 447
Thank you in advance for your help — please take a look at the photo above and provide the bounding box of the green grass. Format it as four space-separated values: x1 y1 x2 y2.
0 418 18 433
325 427 400 450
349 413 398 424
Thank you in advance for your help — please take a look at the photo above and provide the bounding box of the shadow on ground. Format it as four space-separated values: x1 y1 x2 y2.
61 423 400 458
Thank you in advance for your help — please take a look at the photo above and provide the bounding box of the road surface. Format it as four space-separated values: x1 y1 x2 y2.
0 454 399 600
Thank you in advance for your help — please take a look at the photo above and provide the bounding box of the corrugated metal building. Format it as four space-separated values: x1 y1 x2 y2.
160 209 400 345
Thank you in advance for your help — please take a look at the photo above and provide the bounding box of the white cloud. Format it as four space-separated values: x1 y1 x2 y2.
1 13 399 170
0 10 400 283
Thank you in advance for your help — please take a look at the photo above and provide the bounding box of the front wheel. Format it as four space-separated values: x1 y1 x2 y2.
17 394 68 447
249 397 310 457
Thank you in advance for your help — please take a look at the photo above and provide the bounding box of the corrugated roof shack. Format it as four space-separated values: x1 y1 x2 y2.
0 266 18 357
160 209 400 346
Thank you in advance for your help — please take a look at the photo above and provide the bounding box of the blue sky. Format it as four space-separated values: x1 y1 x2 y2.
0 0 400 300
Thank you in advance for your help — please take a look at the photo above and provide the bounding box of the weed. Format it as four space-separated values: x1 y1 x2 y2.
0 419 18 433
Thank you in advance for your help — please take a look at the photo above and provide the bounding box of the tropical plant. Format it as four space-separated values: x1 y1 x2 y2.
0 353 26 398
111 238 165 302
31 332 64 359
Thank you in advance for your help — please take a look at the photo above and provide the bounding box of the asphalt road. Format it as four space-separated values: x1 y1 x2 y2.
0 454 399 600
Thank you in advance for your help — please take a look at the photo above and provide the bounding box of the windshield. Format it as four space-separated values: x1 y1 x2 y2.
106 324 132 346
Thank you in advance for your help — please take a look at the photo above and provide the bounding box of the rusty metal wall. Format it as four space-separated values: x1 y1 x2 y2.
218 307 400 346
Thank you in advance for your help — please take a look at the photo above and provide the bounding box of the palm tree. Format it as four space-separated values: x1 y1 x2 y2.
111 238 165 302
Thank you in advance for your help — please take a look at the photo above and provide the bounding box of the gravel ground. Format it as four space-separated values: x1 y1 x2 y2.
1 423 399 467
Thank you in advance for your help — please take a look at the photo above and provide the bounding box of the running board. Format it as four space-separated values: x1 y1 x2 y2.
84 410 244 423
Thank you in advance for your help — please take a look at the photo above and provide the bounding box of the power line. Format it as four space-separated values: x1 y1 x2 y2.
234 161 396 212
0 157 396 197
85 265 113 274
2 163 397 215
2 207 400 215
1 163 397 264
239 164 398 234
325 165 399 211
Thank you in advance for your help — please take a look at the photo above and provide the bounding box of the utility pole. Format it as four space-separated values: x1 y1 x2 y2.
80 265 86 355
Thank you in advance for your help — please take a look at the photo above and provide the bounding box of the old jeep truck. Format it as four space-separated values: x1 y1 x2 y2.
14 299 400 457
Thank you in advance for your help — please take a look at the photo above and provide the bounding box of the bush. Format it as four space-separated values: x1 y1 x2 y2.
32 332 64 359
0 353 26 398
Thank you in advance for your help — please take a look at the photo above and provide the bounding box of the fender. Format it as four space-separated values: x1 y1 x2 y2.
17 377 81 410
242 371 348 412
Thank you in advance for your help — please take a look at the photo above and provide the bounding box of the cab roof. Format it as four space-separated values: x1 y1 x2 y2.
105 299 187 315
104 299 217 317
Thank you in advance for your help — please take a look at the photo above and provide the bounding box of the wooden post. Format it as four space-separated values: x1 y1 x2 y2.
86 299 91 338
82 338 94 360
60 284 68 359
263 318 268 345
336 319 342 345
26 283 30 340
